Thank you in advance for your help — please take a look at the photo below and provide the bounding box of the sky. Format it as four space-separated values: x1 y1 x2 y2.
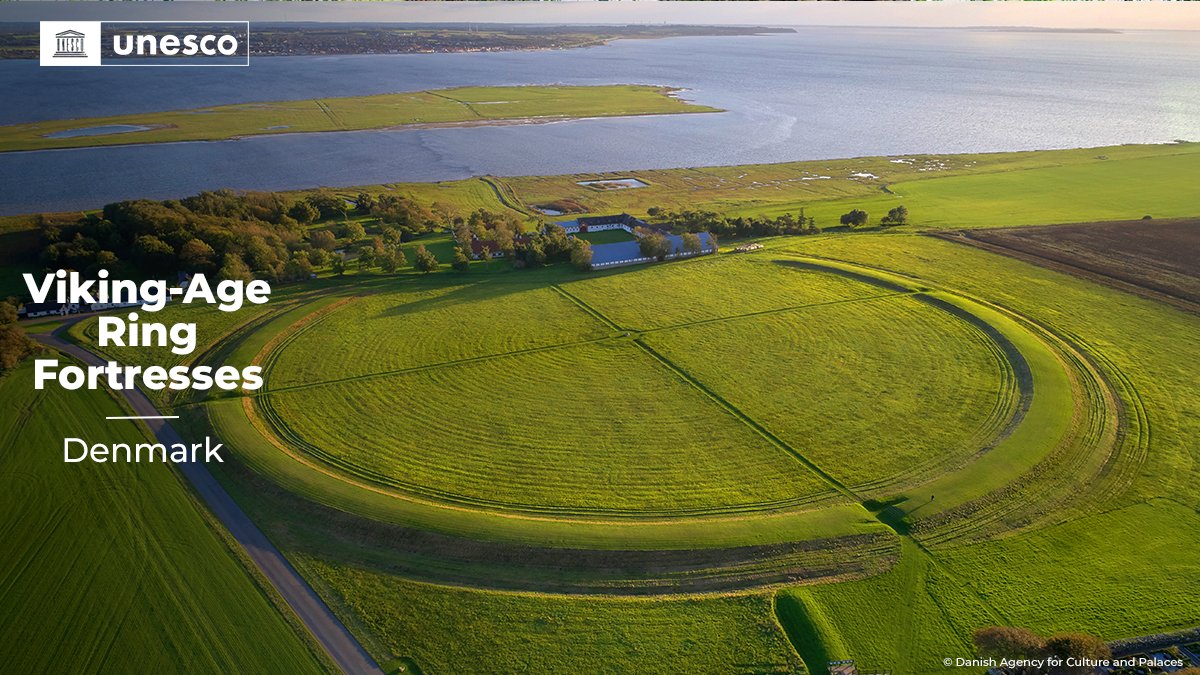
2 1 1198 32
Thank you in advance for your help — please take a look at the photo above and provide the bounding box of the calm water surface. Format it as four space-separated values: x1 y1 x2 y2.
1 28 1197 214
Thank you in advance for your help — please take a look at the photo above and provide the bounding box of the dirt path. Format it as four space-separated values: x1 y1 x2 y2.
35 327 382 675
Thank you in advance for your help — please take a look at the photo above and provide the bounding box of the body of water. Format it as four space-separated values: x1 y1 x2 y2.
44 124 155 139
1 27 1197 214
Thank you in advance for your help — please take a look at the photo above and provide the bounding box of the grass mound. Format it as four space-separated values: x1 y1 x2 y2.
264 340 834 514
644 293 1016 491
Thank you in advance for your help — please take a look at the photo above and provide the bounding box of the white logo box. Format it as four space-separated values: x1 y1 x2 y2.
39 21 250 67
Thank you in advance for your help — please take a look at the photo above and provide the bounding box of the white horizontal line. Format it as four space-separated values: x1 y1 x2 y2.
106 415 179 420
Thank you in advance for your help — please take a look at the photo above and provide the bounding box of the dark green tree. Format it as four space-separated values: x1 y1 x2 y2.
638 232 672 261
343 221 366 243
133 235 176 275
288 201 319 224
306 190 344 220
179 238 216 272
0 299 35 374
569 239 593 271
451 246 472 272
218 253 253 282
881 205 909 226
354 192 376 213
413 245 439 273
839 209 869 228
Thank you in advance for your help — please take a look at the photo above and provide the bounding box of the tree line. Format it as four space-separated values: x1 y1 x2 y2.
646 203 909 236
32 188 456 285
647 207 820 238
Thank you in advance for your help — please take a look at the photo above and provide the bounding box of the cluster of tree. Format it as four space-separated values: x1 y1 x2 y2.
33 188 458 284
840 205 910 228
973 626 1112 675
341 235 409 275
452 209 527 258
636 229 707 262
512 223 593 271
0 299 36 375
839 209 869 228
286 189 443 239
38 190 318 283
646 207 819 238
413 245 440 273
358 192 442 235
449 211 592 272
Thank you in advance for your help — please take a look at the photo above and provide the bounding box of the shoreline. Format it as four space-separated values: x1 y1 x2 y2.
1 140 1192 219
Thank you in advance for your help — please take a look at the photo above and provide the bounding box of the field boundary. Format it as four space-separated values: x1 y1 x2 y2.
935 227 1200 315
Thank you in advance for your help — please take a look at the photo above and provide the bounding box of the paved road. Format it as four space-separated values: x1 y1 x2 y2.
37 328 383 675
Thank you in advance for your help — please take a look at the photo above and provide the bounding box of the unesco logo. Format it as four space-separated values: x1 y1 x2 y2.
53 30 88 58
40 21 249 67
41 22 99 66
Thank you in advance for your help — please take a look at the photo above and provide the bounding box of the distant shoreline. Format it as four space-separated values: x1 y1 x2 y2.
0 24 796 60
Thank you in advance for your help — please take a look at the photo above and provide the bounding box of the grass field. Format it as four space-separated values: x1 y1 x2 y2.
787 539 997 673
558 255 885 330
785 234 1200 512
264 339 834 514
938 499 1200 639
782 500 1200 672
643 293 1015 493
205 250 1107 543
265 282 612 389
574 228 637 244
16 142 1198 673
499 142 1200 230
0 85 719 152
0 364 327 673
200 232 1196 671
295 557 803 674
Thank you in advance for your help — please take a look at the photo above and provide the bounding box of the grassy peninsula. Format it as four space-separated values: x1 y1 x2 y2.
0 84 719 152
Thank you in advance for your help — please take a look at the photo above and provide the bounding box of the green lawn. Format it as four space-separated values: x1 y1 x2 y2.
938 499 1200 640
643 293 1015 493
0 85 719 152
559 255 884 330
264 339 834 514
574 228 636 244
786 500 1200 673
0 364 328 673
294 557 803 675
501 142 1200 231
266 281 612 389
211 249 1094 547
786 234 1200 512
17 142 1199 673
787 540 997 674
209 393 882 549
868 150 1200 229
